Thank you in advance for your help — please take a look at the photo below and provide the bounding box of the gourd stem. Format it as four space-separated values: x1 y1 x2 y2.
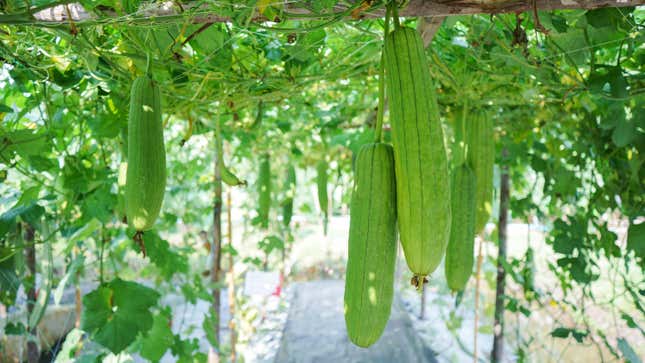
461 99 469 164
374 5 390 143
391 1 400 29
145 51 152 77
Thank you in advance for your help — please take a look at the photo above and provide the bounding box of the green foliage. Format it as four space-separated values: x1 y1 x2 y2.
550 327 589 343
139 310 175 362
627 221 644 262
81 278 160 353
0 2 643 359
135 231 189 279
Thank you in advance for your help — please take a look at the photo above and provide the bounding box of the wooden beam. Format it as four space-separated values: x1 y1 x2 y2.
3 0 643 26
395 0 643 17
418 16 446 47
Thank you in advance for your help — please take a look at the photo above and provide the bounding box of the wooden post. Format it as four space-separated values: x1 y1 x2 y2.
23 223 39 363
226 189 237 362
492 148 509 363
473 237 485 362
209 124 223 363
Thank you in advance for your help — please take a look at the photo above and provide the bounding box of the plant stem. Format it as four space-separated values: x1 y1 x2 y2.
374 6 390 142
391 1 401 28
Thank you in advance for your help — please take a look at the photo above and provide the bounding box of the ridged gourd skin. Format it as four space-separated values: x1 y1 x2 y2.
282 165 296 228
466 113 494 235
445 164 477 292
384 27 451 277
257 154 271 229
125 75 166 231
344 143 397 348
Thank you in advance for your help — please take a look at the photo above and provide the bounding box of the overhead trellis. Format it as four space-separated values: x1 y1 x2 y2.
0 0 642 119
0 0 643 27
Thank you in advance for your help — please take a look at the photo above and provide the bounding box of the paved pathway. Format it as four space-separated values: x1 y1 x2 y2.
275 280 436 363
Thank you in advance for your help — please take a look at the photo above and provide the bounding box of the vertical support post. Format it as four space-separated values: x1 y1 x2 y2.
209 118 223 363
492 148 509 363
24 224 39 363
226 189 237 362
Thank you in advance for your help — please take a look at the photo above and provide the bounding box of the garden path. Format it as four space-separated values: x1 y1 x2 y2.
275 280 437 363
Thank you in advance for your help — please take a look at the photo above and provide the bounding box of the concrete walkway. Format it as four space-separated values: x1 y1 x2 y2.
275 280 436 363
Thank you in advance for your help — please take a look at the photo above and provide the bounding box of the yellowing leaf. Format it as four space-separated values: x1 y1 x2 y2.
258 0 272 14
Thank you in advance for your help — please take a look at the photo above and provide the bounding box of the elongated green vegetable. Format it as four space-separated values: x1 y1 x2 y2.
466 111 494 235
257 154 271 229
282 164 296 228
125 75 166 231
344 143 397 347
445 164 477 292
384 26 451 279
316 159 329 234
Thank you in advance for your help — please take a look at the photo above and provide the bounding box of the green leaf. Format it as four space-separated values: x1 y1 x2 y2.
620 312 645 335
4 322 26 335
537 12 568 33
0 202 44 238
585 7 633 29
202 307 219 347
88 111 122 139
64 218 102 254
550 327 588 342
617 338 642 363
26 155 56 172
54 328 84 361
612 117 636 147
608 67 629 99
135 231 188 279
81 278 160 353
586 8 619 28
53 255 84 305
550 30 588 65
627 221 645 261
0 129 50 160
0 104 13 113
121 0 141 14
81 185 116 224
310 0 336 13
190 25 228 56
139 310 174 362
16 186 40 206
551 327 571 338
258 235 284 253
171 336 204 363
0 261 19 305
50 69 83 89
